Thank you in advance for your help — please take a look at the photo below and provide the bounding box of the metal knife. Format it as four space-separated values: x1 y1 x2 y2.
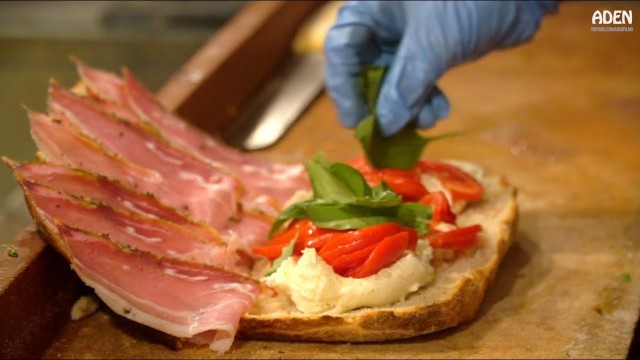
223 1 341 151
223 52 325 150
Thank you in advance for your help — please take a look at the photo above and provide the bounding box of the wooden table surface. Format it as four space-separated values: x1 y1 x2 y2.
39 2 640 358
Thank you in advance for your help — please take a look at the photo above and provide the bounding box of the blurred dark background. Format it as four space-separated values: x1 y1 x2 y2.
0 1 246 244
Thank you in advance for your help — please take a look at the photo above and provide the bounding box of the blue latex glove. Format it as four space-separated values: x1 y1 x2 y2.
324 1 557 136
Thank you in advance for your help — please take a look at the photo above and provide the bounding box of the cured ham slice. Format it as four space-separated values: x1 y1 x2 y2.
28 109 163 193
47 83 240 228
56 224 258 353
219 213 273 255
72 56 126 104
28 110 215 226
122 69 309 204
3 159 220 244
17 177 247 274
73 59 309 206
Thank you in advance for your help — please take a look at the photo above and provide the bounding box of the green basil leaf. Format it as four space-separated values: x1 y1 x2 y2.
358 65 387 114
268 200 314 237
397 202 432 237
365 184 402 206
305 203 397 230
268 151 435 241
330 162 372 198
355 65 461 170
264 233 298 277
305 154 356 202
355 117 424 169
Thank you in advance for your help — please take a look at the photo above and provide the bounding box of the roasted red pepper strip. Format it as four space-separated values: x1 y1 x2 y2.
419 191 457 225
417 160 483 201
328 228 417 276
329 242 379 275
252 242 287 260
428 224 482 250
318 222 407 263
378 168 428 201
348 156 380 185
252 219 337 260
348 156 427 201
346 231 410 278
302 232 335 251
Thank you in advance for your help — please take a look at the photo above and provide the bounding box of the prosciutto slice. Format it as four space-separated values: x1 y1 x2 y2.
123 69 309 204
3 159 221 244
28 110 218 226
47 83 240 228
28 109 163 193
7 158 259 352
46 84 275 252
57 224 258 353
17 178 246 274
74 59 309 206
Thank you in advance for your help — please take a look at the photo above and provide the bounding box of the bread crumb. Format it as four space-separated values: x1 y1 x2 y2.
70 294 100 320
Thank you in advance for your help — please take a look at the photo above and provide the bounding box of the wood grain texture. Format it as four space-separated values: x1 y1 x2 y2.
0 225 82 359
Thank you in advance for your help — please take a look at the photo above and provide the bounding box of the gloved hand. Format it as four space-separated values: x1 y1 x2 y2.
324 1 557 136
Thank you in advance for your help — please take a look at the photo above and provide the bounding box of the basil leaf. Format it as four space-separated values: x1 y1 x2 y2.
264 233 298 277
330 162 371 198
355 65 461 170
354 193 401 208
358 65 387 114
305 154 356 202
397 202 432 237
268 152 434 240
305 203 397 230
268 200 314 237
356 117 426 170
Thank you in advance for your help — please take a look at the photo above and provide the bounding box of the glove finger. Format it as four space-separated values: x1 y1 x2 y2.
324 4 381 127
376 22 448 136
416 106 437 133
416 87 450 129
324 2 404 127
429 86 451 121
324 26 371 127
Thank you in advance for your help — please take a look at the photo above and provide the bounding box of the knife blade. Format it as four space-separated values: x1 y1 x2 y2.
223 52 325 150
222 1 341 151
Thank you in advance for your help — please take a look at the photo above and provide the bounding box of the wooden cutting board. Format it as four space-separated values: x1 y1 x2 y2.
2 1 639 358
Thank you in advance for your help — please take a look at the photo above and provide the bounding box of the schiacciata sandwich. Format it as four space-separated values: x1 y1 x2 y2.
4 61 517 353
241 154 516 341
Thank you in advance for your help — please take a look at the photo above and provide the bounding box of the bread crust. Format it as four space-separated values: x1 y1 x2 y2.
239 173 517 342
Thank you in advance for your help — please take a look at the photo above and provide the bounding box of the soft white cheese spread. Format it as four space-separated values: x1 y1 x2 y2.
263 240 434 314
